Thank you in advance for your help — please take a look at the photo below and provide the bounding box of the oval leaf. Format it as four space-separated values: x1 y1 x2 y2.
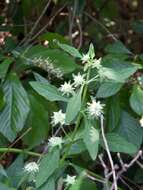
30 81 68 102
130 85 143 115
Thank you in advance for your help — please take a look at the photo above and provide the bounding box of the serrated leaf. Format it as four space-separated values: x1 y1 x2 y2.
65 88 82 124
57 42 82 58
117 111 143 150
83 120 99 160
0 73 30 141
36 148 60 188
96 81 123 98
130 85 143 115
102 133 137 154
23 94 49 147
30 81 68 102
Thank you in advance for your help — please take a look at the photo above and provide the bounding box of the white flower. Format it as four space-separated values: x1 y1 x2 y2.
73 73 85 87
87 99 104 118
81 53 90 63
24 162 39 174
139 116 143 127
59 81 74 96
92 58 102 69
64 175 76 186
48 136 63 148
51 110 65 126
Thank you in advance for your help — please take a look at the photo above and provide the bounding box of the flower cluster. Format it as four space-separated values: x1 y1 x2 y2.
59 72 85 96
33 56 63 79
51 110 66 126
48 136 63 149
64 175 76 186
24 162 39 174
87 99 104 118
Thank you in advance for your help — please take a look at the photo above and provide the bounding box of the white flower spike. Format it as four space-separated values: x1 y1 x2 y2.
48 136 63 149
24 162 39 174
64 175 76 186
51 110 65 126
87 99 104 118
73 73 85 87
139 116 143 127
59 81 74 96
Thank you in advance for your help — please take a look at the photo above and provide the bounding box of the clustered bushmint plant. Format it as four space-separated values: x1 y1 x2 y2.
0 40 143 190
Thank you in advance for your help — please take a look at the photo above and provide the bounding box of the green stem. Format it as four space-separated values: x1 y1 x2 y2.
60 68 91 165
0 148 41 157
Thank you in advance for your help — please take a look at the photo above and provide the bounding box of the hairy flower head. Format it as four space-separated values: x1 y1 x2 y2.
59 81 74 96
48 136 63 149
87 99 104 118
73 73 85 87
24 162 39 174
51 110 65 126
64 175 76 186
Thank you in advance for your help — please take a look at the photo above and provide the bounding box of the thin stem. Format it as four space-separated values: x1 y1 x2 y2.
0 148 41 157
100 115 118 190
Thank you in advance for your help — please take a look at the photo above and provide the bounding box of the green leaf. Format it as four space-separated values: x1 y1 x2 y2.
30 81 68 102
39 32 69 48
33 72 49 83
0 73 30 141
83 120 99 160
38 177 55 190
23 46 78 74
57 42 82 58
69 140 86 155
0 58 13 80
7 155 24 188
106 95 121 131
0 88 5 111
0 164 7 177
36 148 60 188
117 111 143 150
105 41 131 54
130 85 143 115
96 81 123 98
100 66 137 82
102 133 137 154
23 94 49 147
65 88 82 124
